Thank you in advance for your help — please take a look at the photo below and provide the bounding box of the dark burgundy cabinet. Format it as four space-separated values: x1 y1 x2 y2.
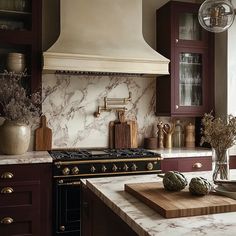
0 0 42 93
156 1 214 117
161 156 212 173
81 183 138 236
0 163 52 236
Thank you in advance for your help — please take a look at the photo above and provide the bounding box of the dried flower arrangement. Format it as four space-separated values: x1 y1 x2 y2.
201 112 236 180
0 71 41 125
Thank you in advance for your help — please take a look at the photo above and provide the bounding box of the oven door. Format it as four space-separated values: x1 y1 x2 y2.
55 179 81 236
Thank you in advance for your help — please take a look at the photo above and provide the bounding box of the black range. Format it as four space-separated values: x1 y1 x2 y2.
49 148 162 235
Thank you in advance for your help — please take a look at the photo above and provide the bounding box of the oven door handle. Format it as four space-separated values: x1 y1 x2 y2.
57 181 81 186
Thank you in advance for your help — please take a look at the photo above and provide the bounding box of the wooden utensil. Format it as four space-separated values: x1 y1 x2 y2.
125 182 236 218
114 111 131 149
35 115 52 151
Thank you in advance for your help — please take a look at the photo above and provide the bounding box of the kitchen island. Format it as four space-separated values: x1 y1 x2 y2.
83 171 236 236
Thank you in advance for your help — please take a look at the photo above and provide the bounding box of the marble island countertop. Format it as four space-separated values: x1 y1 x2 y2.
150 147 212 158
85 171 236 236
0 151 53 165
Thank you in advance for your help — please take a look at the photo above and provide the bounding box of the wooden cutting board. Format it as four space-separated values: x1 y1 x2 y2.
127 120 138 148
35 115 52 151
109 121 115 148
125 182 236 218
114 122 131 149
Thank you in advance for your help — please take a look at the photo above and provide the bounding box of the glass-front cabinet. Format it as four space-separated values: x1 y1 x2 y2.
0 0 42 93
156 1 214 117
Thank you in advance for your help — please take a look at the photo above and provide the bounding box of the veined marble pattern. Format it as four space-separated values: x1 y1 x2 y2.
0 151 52 165
85 172 236 236
42 74 158 148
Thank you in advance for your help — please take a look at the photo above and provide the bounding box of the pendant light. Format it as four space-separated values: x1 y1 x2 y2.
198 0 235 33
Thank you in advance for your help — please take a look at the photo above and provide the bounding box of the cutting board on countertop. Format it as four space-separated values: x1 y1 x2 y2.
125 182 236 218
114 121 131 149
109 116 138 149
35 115 52 151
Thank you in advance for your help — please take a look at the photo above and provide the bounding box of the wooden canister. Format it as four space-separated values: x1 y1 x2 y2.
185 123 195 148
144 137 157 150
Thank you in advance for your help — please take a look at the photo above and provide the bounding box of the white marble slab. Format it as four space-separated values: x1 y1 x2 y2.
0 151 52 165
150 147 212 158
85 171 236 236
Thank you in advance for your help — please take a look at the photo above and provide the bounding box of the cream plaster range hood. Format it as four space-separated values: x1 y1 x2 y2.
43 0 170 76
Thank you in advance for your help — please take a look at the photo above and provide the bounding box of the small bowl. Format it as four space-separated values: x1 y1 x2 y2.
214 180 236 192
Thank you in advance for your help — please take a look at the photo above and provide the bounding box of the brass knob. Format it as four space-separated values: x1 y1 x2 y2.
192 162 203 169
131 164 137 171
59 225 65 231
1 172 14 179
176 39 179 43
112 164 118 172
176 105 179 109
123 164 129 171
90 166 96 173
146 162 153 171
101 165 107 172
71 167 79 175
1 217 14 224
1 187 13 194
62 167 70 175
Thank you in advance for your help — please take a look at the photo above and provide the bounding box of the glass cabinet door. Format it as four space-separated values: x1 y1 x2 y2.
179 12 202 41
179 52 202 107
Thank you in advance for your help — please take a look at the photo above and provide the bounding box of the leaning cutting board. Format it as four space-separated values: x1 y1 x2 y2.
35 115 52 151
125 182 236 218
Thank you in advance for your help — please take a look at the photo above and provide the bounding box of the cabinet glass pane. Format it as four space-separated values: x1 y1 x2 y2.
179 13 201 40
0 0 32 30
179 52 202 106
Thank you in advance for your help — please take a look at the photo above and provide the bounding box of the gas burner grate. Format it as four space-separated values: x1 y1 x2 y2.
49 148 159 161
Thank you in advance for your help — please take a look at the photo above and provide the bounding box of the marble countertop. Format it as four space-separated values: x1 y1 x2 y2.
149 147 213 158
0 151 53 165
85 171 236 236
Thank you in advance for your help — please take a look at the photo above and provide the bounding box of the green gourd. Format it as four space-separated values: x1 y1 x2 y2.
189 177 212 195
161 171 188 191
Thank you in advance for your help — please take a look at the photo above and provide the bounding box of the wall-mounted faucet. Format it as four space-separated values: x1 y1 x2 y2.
94 92 132 117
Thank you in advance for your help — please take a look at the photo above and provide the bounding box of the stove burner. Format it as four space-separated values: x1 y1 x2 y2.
49 148 158 160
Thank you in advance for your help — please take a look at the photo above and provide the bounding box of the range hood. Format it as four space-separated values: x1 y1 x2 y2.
43 0 169 75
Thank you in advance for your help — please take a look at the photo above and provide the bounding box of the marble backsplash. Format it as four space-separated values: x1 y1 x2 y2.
42 74 161 148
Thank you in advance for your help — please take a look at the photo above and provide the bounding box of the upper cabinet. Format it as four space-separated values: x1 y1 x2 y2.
156 1 214 117
0 0 42 93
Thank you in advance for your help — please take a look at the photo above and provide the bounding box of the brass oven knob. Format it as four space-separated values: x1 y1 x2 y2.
146 162 153 171
112 164 118 172
1 217 14 224
72 167 79 175
123 164 129 171
62 167 70 175
90 166 96 173
101 165 107 172
1 187 14 194
1 172 14 179
131 164 137 171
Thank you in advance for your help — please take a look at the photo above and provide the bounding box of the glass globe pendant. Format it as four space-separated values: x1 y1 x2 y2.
198 0 235 33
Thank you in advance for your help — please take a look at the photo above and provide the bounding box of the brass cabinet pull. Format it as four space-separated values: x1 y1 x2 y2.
1 187 14 194
1 217 14 224
192 162 203 169
60 225 65 231
1 172 14 179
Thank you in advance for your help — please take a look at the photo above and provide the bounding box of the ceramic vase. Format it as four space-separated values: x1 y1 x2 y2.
0 120 30 155
213 148 230 181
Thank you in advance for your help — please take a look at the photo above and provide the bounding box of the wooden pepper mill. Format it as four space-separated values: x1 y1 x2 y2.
157 121 164 149
185 123 195 148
